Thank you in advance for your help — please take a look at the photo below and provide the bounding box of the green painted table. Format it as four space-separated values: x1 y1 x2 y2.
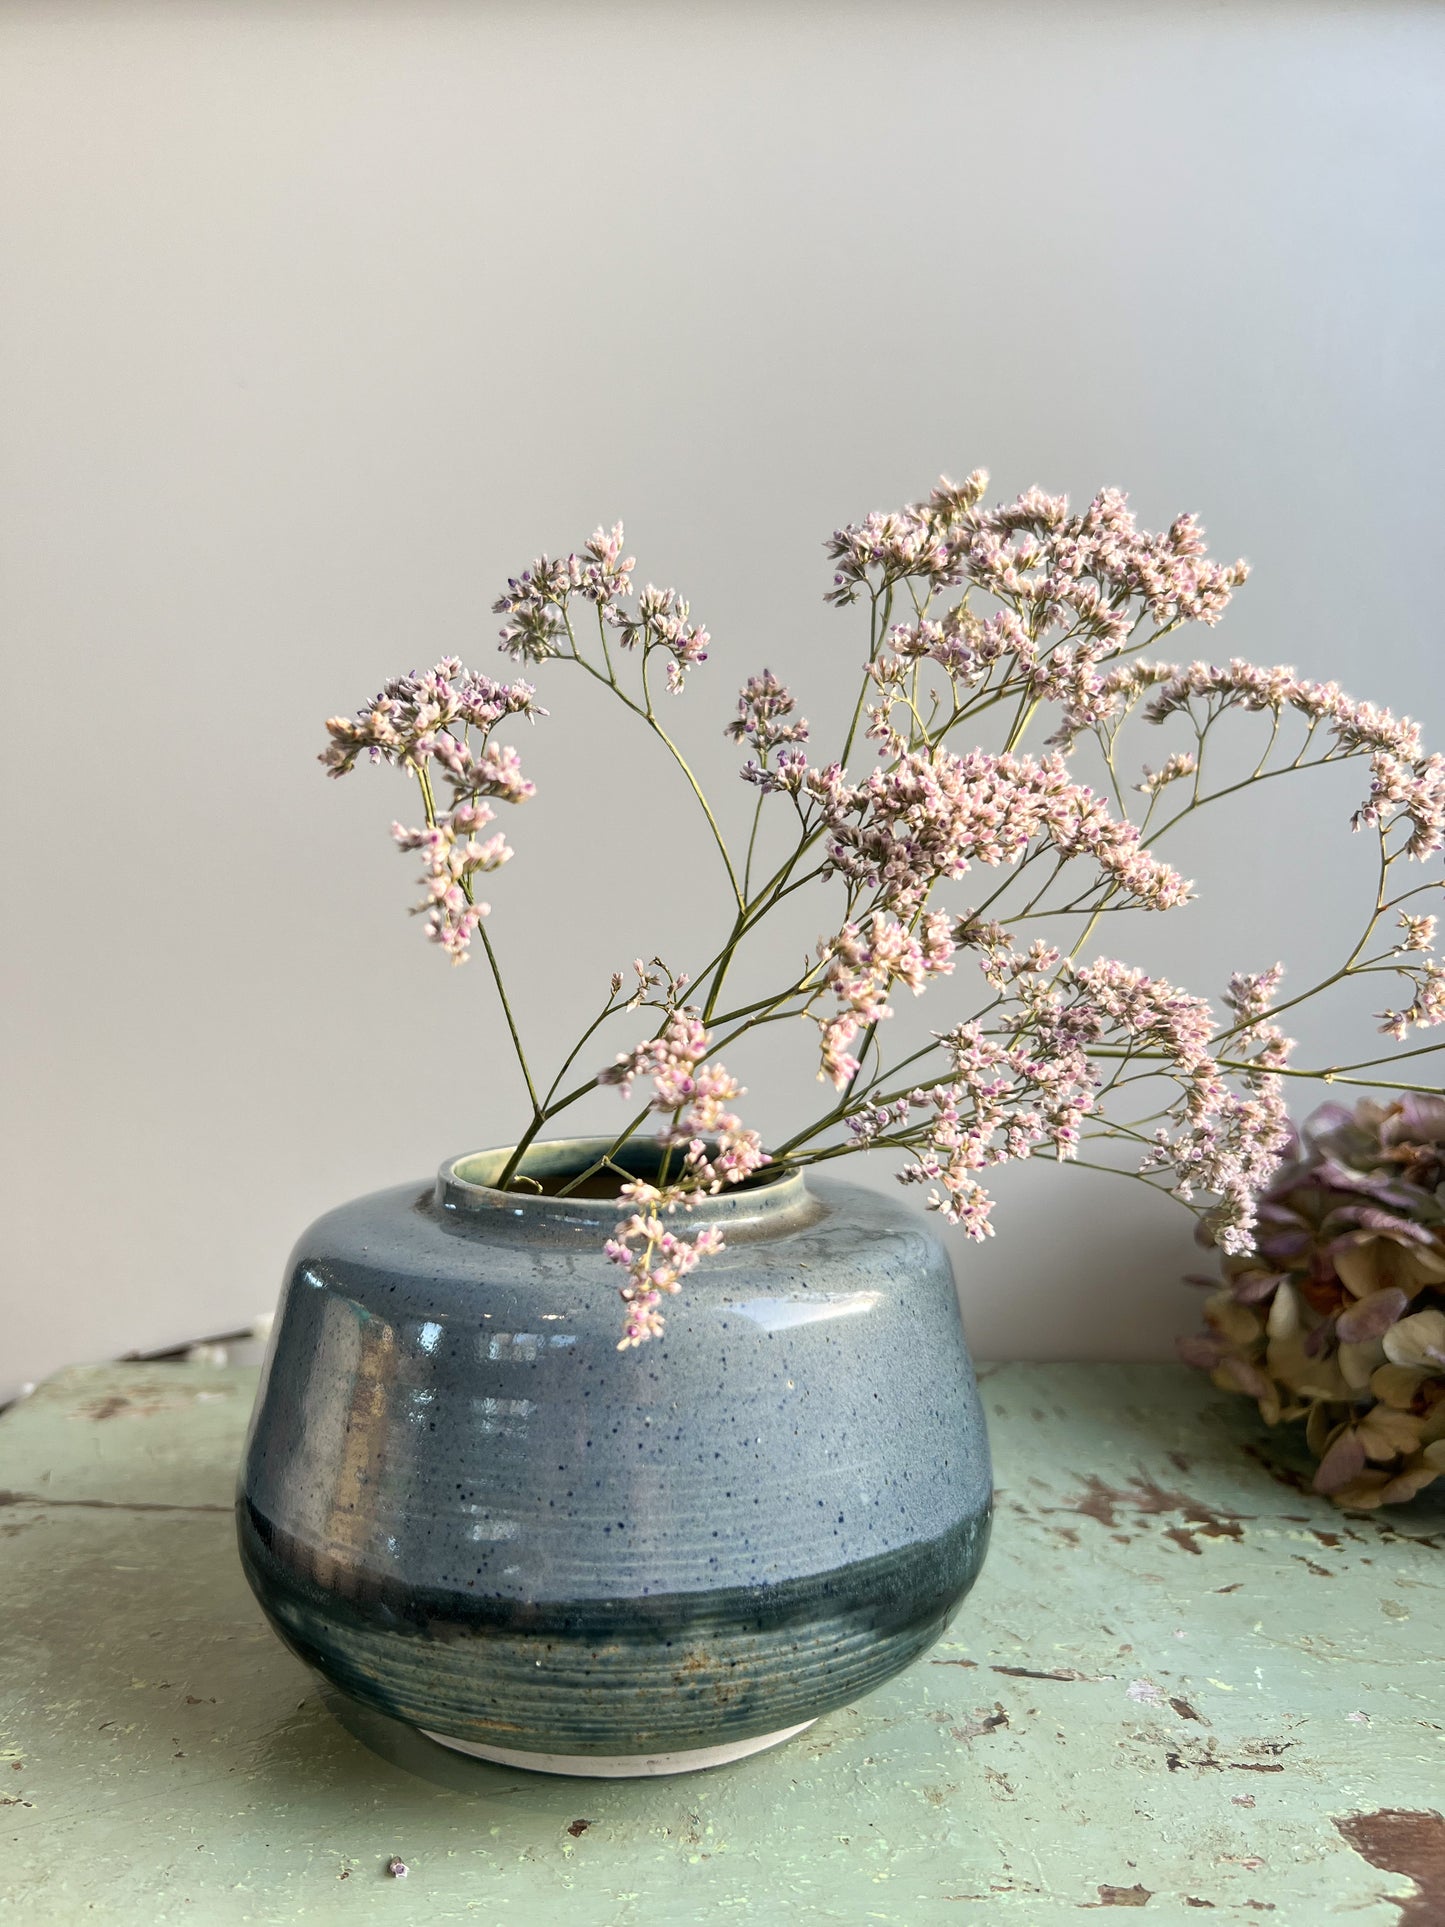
1 1362 1440 1924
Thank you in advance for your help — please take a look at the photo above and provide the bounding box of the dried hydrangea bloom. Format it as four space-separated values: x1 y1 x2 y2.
1184 1097 1445 1506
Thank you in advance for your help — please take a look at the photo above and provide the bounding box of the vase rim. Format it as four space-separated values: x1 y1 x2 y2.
435 1136 814 1236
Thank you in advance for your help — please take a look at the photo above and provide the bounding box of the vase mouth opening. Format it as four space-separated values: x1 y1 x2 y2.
435 1136 810 1232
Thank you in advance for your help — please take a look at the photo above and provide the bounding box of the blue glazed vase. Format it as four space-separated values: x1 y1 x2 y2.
237 1139 992 1777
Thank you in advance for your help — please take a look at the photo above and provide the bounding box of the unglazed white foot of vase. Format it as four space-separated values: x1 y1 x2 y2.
421 1718 817 1777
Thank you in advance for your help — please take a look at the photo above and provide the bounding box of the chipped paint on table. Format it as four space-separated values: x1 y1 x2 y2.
0 1361 1440 1924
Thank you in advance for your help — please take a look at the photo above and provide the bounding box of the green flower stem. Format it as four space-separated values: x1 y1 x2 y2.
699 854 830 1023
1207 837 1394 1051
594 603 619 686
566 630 745 913
741 790 765 898
541 989 625 1109
1002 691 1040 754
786 1134 914 1171
701 588 913 1025
412 760 438 826
641 647 746 913
1063 1156 1205 1213
1148 753 1340 844
1084 1042 1444 1099
551 1102 659 1199
839 585 890 766
1304 1039 1444 1075
478 924 543 1118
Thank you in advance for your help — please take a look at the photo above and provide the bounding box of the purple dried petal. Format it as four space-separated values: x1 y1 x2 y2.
1255 1227 1314 1263
1381 1094 1445 1145
1336 1287 1410 1344
1321 1216 1367 1243
1357 1177 1436 1211
1216 1355 1273 1401
1305 1103 1360 1141
1312 1161 1378 1197
1302 1321 1334 1358
1313 1428 1368 1494
1232 1270 1290 1305
1355 1207 1435 1245
1263 1187 1317 1217
1177 1334 1226 1369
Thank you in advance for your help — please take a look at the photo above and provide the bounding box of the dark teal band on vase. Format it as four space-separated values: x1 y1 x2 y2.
238 1497 991 1754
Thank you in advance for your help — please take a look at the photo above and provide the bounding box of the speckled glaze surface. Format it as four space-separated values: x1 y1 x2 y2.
237 1140 992 1768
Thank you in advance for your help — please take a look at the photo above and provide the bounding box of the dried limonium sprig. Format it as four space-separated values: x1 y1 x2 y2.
321 658 542 962
322 478 1443 1373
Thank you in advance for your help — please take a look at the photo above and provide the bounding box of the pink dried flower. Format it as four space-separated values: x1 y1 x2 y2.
814 911 955 1089
321 660 542 778
600 1011 766 1200
493 526 636 661
726 670 810 764
606 583 711 690
321 659 538 960
1046 789 1194 911
606 1183 728 1350
624 956 692 1013
835 477 1246 641
822 748 1189 915
1356 751 1445 859
1224 964 1287 1041
326 473 1441 1376
391 815 511 963
1398 912 1438 953
601 1012 712 1108
430 737 535 808
1143 664 1442 856
825 510 959 607
1135 751 1197 795
1379 963 1445 1040
824 749 1059 908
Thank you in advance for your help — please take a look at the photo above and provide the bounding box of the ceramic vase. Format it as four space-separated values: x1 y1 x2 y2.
237 1139 992 1777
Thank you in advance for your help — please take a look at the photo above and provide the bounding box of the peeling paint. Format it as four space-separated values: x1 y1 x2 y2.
1334 1810 1445 1926
992 1664 1097 1682
1050 1472 1251 1556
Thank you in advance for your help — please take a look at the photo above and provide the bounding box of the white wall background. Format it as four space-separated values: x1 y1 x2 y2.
2 2 1442 1403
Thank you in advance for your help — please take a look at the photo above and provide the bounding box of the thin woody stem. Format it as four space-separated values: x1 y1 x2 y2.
565 626 745 912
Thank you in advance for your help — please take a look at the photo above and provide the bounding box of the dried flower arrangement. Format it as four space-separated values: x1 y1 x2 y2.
1185 1096 1445 1506
322 471 1443 1361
